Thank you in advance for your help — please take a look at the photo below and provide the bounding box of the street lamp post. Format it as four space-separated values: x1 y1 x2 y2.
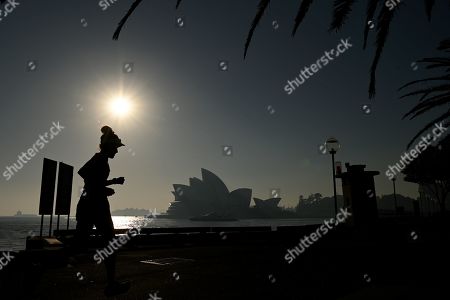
326 137 340 216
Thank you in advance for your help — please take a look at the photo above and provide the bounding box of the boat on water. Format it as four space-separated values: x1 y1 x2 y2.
13 210 37 217
189 212 238 222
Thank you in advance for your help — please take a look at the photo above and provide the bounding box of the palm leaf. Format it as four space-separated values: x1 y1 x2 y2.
424 0 435 21
420 57 450 67
399 74 450 91
424 64 450 71
368 5 395 98
413 91 450 107
244 0 271 59
292 0 315 36
400 88 439 102
403 94 450 119
400 39 450 147
400 84 450 102
424 65 450 72
405 99 450 121
363 0 380 49
112 0 144 41
329 0 357 32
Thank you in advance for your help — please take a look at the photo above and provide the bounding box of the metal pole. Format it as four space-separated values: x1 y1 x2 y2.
40 215 44 237
49 213 53 237
393 178 398 215
57 215 60 231
331 150 338 216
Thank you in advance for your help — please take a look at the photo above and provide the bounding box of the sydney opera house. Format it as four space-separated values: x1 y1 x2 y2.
166 168 281 218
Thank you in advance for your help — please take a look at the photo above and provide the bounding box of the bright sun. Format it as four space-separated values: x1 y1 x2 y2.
110 97 131 117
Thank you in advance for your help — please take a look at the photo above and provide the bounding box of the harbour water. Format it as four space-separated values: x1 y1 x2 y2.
0 216 323 251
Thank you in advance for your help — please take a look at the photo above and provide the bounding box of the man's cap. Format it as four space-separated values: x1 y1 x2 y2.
100 126 125 148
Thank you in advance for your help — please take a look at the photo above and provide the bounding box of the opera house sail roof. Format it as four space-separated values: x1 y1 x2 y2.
167 168 281 218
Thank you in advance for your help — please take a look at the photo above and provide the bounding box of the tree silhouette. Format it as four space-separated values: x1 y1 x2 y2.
399 38 450 148
112 0 446 98
112 0 144 40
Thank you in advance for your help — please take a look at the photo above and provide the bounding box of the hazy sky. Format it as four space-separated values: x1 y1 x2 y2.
0 0 448 216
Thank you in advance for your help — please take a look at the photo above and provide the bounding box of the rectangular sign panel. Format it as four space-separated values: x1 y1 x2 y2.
38 158 57 215
55 162 74 215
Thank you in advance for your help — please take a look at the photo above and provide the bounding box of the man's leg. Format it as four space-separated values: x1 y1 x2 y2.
74 221 92 250
95 208 116 285
95 204 131 296
64 204 93 269
74 199 94 252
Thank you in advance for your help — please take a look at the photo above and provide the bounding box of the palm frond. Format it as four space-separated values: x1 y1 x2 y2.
421 57 450 65
401 89 435 102
176 0 183 9
399 74 450 90
424 65 450 72
406 110 450 148
363 0 380 49
292 0 315 36
329 0 357 32
244 0 271 59
112 0 144 41
403 94 450 119
417 57 450 72
400 88 435 101
405 99 449 121
424 0 435 21
400 39 450 148
400 84 450 101
368 5 395 98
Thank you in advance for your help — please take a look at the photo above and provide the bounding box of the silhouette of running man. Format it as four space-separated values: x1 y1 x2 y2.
75 125 130 296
